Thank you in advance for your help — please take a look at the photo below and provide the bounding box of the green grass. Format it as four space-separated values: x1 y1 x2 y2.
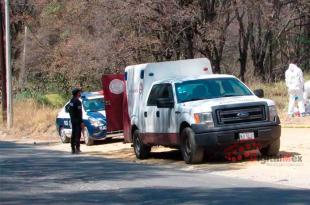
15 91 67 108
37 94 67 108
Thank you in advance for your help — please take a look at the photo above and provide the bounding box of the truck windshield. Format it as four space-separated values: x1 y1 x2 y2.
175 78 253 103
83 98 105 112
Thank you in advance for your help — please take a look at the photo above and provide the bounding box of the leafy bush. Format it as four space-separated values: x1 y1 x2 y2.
37 94 67 108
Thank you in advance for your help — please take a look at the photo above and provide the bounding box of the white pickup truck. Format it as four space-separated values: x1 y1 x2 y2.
103 58 281 164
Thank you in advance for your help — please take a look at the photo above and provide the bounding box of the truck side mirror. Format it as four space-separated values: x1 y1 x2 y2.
254 89 264 98
157 98 174 108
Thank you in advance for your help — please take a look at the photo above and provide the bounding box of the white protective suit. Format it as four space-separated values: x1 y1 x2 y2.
285 64 305 115
304 81 310 114
304 81 310 100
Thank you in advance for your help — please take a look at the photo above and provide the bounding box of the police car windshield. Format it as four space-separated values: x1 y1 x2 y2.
82 98 105 112
175 78 253 103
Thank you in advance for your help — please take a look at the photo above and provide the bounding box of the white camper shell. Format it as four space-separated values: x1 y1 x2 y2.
104 58 281 164
125 58 213 131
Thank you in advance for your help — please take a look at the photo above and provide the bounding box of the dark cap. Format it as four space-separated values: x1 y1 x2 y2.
72 88 82 96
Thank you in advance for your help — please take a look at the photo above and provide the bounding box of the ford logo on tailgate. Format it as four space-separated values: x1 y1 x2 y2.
237 111 250 118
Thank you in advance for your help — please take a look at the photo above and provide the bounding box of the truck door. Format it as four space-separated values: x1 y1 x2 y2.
155 84 178 145
144 83 177 145
143 84 161 134
102 74 125 133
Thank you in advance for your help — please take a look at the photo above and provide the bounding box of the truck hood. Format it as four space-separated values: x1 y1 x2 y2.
180 95 275 113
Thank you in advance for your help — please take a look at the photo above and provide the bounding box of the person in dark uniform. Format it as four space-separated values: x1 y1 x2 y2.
68 88 84 154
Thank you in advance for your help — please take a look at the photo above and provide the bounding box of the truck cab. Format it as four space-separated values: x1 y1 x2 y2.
138 75 280 163
103 58 281 164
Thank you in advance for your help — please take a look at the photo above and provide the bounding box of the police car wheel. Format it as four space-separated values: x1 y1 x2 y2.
260 138 280 156
59 127 70 143
133 129 151 159
84 128 94 146
181 127 204 164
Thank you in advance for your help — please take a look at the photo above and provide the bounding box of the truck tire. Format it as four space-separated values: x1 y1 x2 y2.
59 127 70 143
260 138 280 156
84 128 94 146
181 127 204 164
133 129 151 159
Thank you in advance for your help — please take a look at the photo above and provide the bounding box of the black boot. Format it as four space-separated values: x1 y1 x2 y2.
76 147 81 154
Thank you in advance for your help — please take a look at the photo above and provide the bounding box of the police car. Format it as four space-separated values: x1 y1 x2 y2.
56 91 107 145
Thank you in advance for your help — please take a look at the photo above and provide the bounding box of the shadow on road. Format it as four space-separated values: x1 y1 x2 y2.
0 141 309 204
74 135 302 168
4 187 310 205
79 136 124 146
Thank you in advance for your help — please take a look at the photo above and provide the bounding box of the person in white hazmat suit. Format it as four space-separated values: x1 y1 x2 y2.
285 63 305 117
304 80 310 115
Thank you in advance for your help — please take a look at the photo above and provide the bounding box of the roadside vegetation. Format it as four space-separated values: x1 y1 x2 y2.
250 73 309 111
7 0 310 95
1 0 309 135
0 93 65 139
249 73 310 121
1 73 309 137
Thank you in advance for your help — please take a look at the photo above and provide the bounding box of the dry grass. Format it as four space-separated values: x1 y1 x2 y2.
248 81 288 113
248 73 310 122
0 99 59 140
13 100 58 134
1 74 309 139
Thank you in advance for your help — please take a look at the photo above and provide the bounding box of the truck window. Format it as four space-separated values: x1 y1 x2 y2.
175 78 252 103
147 84 174 106
159 84 174 100
147 84 161 106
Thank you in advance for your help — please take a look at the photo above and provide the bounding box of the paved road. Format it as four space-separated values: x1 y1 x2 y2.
0 141 309 205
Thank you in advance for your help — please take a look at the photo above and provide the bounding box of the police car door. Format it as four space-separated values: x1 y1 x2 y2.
63 102 72 129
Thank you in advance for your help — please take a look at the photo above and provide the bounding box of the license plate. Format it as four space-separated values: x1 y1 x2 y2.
239 132 255 141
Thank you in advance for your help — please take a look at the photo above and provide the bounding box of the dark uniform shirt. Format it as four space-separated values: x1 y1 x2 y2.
69 98 83 125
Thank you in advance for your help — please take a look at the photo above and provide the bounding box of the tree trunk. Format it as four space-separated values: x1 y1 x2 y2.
184 25 194 59
239 55 247 82
212 57 221 74
18 25 27 90
0 3 7 123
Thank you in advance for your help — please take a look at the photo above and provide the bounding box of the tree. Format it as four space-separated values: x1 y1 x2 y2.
233 0 253 82
195 0 234 73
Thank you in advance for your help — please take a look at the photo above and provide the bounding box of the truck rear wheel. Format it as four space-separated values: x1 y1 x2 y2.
260 138 280 156
181 127 204 164
133 129 151 159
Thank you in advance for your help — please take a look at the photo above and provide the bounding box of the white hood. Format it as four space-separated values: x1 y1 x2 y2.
180 95 274 113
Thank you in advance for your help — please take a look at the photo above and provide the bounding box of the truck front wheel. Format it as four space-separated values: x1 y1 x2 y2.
59 127 70 143
181 127 204 164
133 129 151 159
260 138 280 156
